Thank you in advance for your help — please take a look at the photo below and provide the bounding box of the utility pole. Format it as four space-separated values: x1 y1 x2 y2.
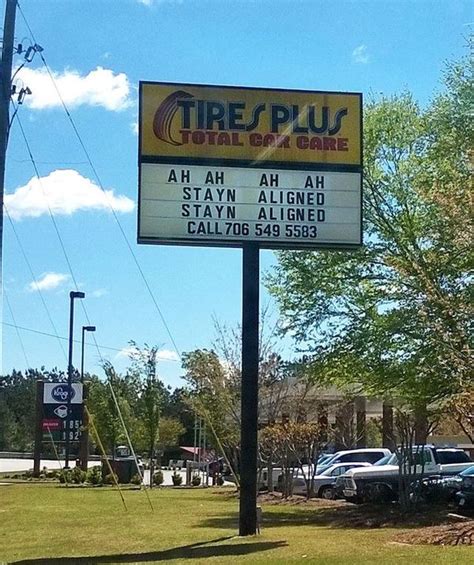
0 0 17 370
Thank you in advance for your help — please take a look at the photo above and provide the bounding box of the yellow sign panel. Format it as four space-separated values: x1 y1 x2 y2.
140 82 362 167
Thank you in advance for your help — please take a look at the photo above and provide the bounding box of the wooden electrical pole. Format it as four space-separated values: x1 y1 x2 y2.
0 0 17 367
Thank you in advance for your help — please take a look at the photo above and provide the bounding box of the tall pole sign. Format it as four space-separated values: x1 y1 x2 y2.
138 82 363 535
33 381 84 476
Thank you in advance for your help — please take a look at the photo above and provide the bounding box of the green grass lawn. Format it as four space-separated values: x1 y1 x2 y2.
0 484 471 564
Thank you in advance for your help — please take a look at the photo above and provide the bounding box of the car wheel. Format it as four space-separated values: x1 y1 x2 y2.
319 486 335 500
363 483 393 504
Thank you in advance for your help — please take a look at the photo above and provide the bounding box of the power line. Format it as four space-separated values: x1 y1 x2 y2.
10 106 108 371
13 109 81 290
4 291 30 367
16 1 181 361
11 159 89 165
2 321 179 361
4 202 68 361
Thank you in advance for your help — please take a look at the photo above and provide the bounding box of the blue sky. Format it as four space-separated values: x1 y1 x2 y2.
2 0 471 388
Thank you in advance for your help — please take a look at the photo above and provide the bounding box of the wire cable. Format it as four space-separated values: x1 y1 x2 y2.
2 321 178 360
13 8 175 509
4 203 68 361
17 1 181 361
4 289 30 368
13 109 82 291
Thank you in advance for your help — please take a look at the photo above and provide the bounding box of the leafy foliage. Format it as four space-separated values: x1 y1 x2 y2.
267 48 473 405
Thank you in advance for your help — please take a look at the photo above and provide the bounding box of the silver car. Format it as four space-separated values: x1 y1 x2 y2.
292 462 372 499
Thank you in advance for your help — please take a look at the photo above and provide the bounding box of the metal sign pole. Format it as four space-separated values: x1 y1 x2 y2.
33 380 44 477
239 242 260 536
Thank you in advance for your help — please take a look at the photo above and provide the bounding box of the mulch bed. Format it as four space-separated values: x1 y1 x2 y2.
214 488 474 544
396 520 474 546
257 491 343 508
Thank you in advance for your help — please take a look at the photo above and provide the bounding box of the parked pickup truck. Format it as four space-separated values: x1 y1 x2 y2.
342 446 473 503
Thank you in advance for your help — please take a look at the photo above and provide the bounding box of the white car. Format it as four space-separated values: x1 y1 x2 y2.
316 448 391 474
292 462 373 499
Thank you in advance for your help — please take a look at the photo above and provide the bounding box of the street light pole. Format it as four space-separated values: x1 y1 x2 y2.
65 290 85 469
79 325 95 471
81 325 96 383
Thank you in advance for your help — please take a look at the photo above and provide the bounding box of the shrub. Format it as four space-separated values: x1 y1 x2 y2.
172 472 183 486
153 470 164 486
191 474 201 486
70 467 86 484
130 473 142 485
104 472 118 485
217 475 225 486
86 466 103 485
59 470 71 484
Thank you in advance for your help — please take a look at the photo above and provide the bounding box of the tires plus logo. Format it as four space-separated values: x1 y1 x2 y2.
152 90 348 147
51 385 75 403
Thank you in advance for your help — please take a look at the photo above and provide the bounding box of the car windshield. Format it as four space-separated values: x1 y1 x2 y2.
319 465 340 476
460 465 474 476
385 453 399 465
374 455 392 466
315 464 331 475
318 454 333 465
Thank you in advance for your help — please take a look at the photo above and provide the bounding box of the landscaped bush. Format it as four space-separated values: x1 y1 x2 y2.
130 473 142 485
191 474 201 486
172 472 183 486
153 470 164 486
104 472 118 485
86 466 103 485
58 467 86 485
216 475 224 486
59 470 71 484
70 467 86 484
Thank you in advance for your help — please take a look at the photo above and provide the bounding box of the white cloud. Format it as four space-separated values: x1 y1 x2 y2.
137 0 184 5
90 288 108 298
116 346 179 362
131 121 139 135
157 349 180 362
352 45 369 64
28 272 70 292
15 66 132 111
5 169 135 220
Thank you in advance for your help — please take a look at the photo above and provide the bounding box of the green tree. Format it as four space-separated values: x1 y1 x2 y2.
0 367 66 451
267 48 473 406
181 349 240 477
87 365 135 457
157 417 185 452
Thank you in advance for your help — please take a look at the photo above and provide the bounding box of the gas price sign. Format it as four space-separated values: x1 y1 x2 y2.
138 82 362 250
42 383 83 443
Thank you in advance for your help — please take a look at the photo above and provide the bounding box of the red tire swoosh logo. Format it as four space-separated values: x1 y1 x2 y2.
153 90 194 146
